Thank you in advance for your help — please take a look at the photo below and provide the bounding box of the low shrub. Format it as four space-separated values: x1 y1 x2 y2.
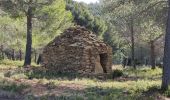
46 81 59 89
0 79 29 93
112 69 124 79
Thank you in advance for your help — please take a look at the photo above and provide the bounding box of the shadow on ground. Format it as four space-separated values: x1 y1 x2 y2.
25 67 112 80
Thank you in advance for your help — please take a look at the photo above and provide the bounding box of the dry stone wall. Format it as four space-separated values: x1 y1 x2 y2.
42 26 112 74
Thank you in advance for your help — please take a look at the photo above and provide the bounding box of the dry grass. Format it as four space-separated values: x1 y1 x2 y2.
0 62 167 100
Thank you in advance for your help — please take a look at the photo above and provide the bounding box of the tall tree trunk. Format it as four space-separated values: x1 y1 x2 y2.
12 49 15 61
122 57 127 68
140 47 143 65
130 18 136 69
161 0 170 91
19 49 22 61
24 3 32 66
150 41 156 69
34 49 37 63
145 58 148 66
37 54 42 65
1 45 4 59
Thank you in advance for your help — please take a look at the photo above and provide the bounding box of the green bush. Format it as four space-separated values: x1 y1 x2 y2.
164 87 170 97
112 70 124 79
0 79 29 93
4 71 12 77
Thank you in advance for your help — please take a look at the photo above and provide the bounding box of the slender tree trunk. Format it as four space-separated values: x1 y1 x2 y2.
145 58 147 66
37 54 42 65
140 47 143 65
161 0 170 91
130 18 136 69
1 45 4 59
19 49 22 61
24 2 32 66
34 49 37 63
150 41 156 69
12 49 15 61
123 57 126 68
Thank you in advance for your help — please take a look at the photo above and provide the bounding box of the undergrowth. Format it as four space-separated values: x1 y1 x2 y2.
0 64 165 100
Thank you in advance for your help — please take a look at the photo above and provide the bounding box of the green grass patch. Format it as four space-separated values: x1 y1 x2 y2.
0 65 164 100
0 59 24 67
123 67 162 79
0 59 39 68
25 69 82 80
0 79 30 93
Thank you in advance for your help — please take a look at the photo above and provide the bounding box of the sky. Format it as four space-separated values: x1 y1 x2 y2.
73 0 99 4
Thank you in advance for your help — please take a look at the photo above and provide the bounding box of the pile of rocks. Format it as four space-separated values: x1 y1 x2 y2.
42 26 112 75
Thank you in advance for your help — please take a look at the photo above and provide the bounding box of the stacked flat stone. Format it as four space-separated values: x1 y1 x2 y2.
42 26 112 75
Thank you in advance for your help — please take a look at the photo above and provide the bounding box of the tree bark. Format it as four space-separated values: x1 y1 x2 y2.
19 49 22 61
37 54 42 65
145 58 148 66
0 45 4 59
161 0 170 91
150 41 156 69
130 18 136 69
12 49 15 61
24 2 32 66
122 57 126 68
140 47 143 65
34 49 37 63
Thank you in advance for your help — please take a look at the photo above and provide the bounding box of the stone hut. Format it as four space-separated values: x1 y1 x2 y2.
42 26 112 74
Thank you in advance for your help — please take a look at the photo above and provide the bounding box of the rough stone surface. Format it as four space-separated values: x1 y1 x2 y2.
42 26 112 74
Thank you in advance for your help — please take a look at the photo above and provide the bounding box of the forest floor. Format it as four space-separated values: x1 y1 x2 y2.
0 60 169 100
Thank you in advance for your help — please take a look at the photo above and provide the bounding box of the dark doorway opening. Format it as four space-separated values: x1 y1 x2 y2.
99 53 108 73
